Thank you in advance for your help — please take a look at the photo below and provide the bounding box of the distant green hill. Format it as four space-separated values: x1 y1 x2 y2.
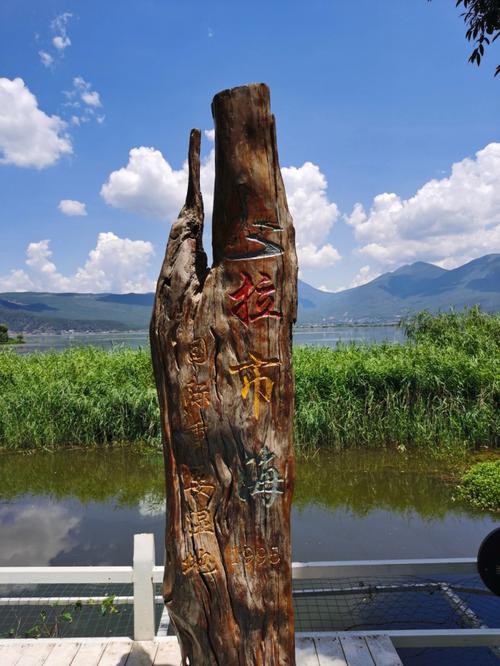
0 292 151 332
0 254 498 332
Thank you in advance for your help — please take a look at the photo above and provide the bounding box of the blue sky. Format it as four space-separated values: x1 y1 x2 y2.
0 0 499 293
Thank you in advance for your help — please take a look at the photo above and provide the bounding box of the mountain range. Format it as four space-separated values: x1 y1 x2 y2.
0 254 498 332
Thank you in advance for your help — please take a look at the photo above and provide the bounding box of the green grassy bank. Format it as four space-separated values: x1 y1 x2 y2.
0 308 498 453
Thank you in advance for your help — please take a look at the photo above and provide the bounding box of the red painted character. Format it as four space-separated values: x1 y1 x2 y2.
228 271 282 326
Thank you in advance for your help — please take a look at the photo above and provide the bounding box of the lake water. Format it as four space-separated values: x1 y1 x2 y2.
1 448 498 663
0 448 495 567
12 325 405 354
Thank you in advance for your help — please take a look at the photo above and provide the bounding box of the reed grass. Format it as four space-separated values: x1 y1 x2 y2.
0 347 159 449
0 309 497 453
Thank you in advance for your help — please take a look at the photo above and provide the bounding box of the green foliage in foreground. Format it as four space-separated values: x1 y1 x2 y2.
0 309 498 452
0 347 159 449
294 344 497 452
401 305 499 356
458 461 500 512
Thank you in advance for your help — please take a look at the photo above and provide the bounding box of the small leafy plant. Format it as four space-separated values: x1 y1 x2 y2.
458 460 500 511
19 603 79 639
4 594 119 639
99 594 119 616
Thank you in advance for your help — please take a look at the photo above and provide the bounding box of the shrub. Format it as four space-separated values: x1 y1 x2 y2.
458 461 500 511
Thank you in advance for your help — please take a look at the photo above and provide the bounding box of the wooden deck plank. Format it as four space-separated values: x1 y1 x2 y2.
127 641 158 666
70 641 106 666
43 642 81 666
339 636 375 666
314 636 347 665
295 637 320 665
98 641 132 666
153 640 182 666
0 635 404 666
365 636 403 666
14 641 56 665
0 642 24 666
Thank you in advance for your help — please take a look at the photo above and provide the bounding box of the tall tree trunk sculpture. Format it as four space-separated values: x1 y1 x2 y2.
150 83 298 666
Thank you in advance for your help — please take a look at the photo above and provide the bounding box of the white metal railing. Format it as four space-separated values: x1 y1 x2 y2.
0 533 498 649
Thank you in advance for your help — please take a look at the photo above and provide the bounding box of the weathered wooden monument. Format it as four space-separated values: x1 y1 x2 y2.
150 83 298 665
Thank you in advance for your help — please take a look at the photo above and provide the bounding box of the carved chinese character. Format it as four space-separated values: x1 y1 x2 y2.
183 381 210 412
225 219 284 261
189 338 207 365
197 549 217 575
228 271 282 326
239 446 284 507
182 549 217 576
183 470 216 533
185 474 216 509
185 420 207 441
182 553 196 575
229 352 280 419
251 219 282 232
187 509 214 535
182 381 210 438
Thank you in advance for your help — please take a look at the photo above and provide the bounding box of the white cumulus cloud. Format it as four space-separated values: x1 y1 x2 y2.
0 78 73 169
297 243 341 268
282 162 339 246
51 12 72 51
101 147 189 220
72 76 102 107
282 161 340 267
0 233 155 293
53 35 71 50
58 199 87 216
72 232 155 292
346 142 500 269
63 77 103 126
101 142 340 268
348 265 380 289
0 78 72 169
38 50 54 67
0 269 34 291
36 13 72 68
81 90 101 107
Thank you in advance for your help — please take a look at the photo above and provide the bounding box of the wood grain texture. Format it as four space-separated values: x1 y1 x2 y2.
15 641 56 666
314 637 347 666
153 640 183 666
42 642 80 666
151 83 298 665
70 642 106 666
365 636 403 666
97 641 131 666
339 637 375 666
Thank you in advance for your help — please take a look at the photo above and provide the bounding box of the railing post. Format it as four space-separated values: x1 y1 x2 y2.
133 533 155 641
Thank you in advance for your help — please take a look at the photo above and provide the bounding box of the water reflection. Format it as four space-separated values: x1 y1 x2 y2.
0 499 80 565
295 451 455 517
0 448 496 566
